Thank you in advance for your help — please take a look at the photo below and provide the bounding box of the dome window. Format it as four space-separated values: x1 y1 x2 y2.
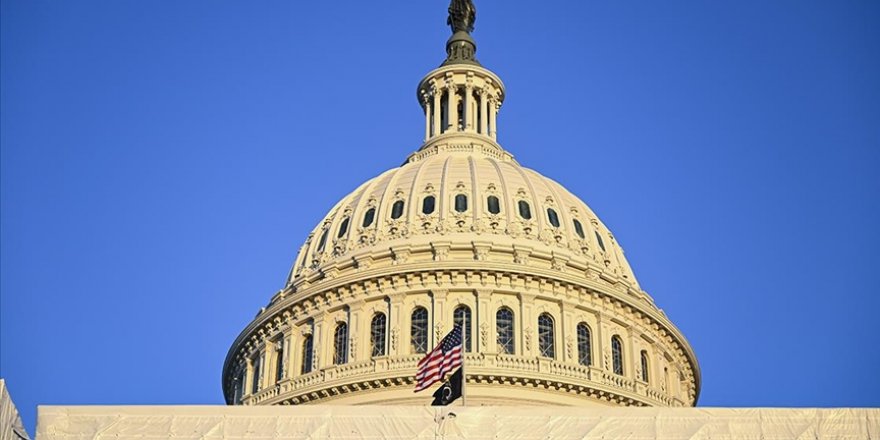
333 322 348 365
411 307 429 354
496 307 515 354
487 196 501 214
337 218 350 238
371 313 387 357
547 208 560 228
518 200 532 220
316 229 329 252
611 335 624 376
301 335 314 374
391 200 405 219
640 350 650 382
595 231 606 252
454 194 468 213
453 305 472 352
577 323 592 366
362 208 376 227
422 196 436 215
573 219 586 239
538 313 555 358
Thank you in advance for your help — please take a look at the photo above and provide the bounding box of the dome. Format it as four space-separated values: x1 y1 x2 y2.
222 3 699 408
285 135 640 294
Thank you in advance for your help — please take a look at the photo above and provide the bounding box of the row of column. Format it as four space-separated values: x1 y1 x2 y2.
423 82 499 141
236 292 684 403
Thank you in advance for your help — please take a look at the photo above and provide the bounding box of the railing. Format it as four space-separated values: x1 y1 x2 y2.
242 353 674 406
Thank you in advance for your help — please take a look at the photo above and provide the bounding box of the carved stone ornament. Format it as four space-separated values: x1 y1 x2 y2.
391 327 399 351
480 322 489 348
524 327 532 351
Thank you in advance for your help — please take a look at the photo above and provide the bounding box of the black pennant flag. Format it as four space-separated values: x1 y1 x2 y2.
431 367 463 406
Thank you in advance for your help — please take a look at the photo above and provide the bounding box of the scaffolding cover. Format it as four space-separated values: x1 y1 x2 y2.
35 405 880 439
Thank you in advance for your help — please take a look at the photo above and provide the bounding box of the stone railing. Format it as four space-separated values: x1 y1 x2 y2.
241 353 675 407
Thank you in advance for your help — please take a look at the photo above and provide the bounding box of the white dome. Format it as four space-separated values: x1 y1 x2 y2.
223 16 699 408
287 136 640 295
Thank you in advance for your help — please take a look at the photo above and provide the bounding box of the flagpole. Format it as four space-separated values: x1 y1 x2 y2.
461 323 467 406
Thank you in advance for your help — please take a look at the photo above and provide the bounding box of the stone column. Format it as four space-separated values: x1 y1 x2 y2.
561 302 574 363
432 83 442 137
519 293 535 357
244 357 254 397
313 314 326 370
447 82 459 132
476 289 492 354
489 97 499 140
423 91 431 142
464 84 474 132
390 294 404 356
432 289 448 344
479 89 489 135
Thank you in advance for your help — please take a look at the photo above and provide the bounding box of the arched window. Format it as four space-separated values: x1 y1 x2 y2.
274 340 285 382
577 323 592 366
496 307 515 354
301 335 313 374
518 200 532 219
640 350 650 382
334 322 348 365
251 356 261 394
487 196 501 214
411 307 429 353
454 194 468 213
422 196 436 215
391 200 405 219
538 313 555 358
362 208 376 227
337 218 350 238
611 335 624 376
547 208 560 227
595 231 607 252
371 313 387 357
453 305 472 352
316 229 329 252
573 219 586 239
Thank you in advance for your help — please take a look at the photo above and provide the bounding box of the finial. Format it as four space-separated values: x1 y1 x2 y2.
443 0 480 66
447 0 476 34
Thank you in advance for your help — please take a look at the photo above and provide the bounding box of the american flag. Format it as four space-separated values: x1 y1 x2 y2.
414 325 463 392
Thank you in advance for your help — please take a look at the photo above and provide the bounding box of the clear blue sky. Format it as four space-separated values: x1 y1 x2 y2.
2 0 878 433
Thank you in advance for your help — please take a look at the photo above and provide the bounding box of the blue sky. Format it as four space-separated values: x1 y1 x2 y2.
2 0 878 433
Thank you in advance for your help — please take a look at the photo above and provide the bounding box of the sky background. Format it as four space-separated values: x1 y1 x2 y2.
2 0 879 433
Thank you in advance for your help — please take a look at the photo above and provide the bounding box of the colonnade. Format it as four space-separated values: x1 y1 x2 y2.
421 77 501 142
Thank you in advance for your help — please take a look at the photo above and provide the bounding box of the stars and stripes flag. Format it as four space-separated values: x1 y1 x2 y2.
414 325 463 392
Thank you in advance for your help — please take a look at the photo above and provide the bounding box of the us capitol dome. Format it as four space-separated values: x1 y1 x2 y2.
222 1 700 408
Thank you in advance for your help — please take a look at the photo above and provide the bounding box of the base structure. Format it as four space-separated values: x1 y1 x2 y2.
36 405 879 439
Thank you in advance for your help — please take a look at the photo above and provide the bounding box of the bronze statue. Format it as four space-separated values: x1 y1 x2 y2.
448 0 476 34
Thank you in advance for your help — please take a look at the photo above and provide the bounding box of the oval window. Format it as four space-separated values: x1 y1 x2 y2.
454 194 468 213
487 196 501 214
547 208 560 227
362 208 376 227
573 219 585 238
391 201 405 219
316 229 329 252
337 218 350 238
518 200 532 220
422 196 436 215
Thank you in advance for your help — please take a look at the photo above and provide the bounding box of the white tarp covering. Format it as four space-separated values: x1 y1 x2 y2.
36 405 879 440
0 379 30 440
